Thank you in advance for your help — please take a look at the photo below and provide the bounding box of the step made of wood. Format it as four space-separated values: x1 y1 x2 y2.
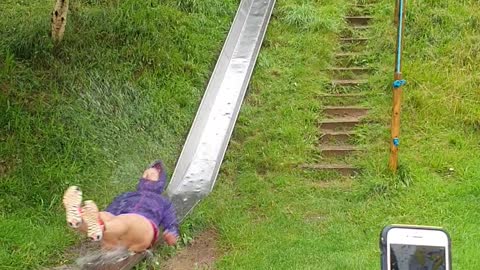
350 4 373 10
351 25 371 31
345 16 372 26
319 93 366 98
340 29 369 40
335 52 367 58
320 118 361 131
332 79 368 86
353 4 372 8
340 38 369 43
320 131 356 144
303 164 360 176
324 106 369 118
320 145 361 157
330 67 370 72
334 60 370 70
352 25 371 29
330 67 371 76
319 94 366 106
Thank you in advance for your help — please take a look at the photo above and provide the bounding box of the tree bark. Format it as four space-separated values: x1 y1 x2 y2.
52 0 69 42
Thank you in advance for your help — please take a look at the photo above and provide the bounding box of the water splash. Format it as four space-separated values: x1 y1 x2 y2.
75 248 132 269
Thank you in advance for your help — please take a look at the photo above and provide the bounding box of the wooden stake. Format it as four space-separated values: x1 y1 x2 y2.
389 0 407 173
52 0 69 42
389 72 403 172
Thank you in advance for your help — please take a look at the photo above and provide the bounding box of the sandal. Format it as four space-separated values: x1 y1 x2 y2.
82 200 104 241
62 186 83 228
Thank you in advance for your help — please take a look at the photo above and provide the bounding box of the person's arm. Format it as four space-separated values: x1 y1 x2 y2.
160 200 179 245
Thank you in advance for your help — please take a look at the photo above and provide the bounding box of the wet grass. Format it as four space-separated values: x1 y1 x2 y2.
0 0 237 268
188 0 480 269
2 0 480 269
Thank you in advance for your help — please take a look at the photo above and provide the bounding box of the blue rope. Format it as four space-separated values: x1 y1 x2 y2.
393 79 407 88
393 138 400 147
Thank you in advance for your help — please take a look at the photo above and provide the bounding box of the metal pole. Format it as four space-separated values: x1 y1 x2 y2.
389 0 407 173
394 0 400 25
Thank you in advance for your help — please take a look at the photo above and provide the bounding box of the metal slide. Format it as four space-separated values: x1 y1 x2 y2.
167 0 276 221
63 2 275 269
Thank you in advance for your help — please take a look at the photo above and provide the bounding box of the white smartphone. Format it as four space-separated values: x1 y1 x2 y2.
380 226 451 270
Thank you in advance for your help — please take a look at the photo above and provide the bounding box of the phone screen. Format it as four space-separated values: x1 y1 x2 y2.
390 244 446 270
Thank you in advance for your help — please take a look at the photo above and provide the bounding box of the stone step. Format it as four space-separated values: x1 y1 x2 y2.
320 145 361 157
331 79 368 86
324 106 369 118
302 164 360 176
345 16 373 26
320 130 356 144
320 117 362 131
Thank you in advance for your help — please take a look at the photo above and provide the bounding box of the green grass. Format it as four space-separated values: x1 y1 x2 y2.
184 0 480 269
2 0 480 269
0 0 237 268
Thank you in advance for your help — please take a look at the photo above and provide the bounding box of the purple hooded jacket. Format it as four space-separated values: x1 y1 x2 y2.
105 161 178 236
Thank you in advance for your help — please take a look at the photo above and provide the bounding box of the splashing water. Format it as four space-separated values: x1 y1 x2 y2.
75 248 132 269
72 248 155 269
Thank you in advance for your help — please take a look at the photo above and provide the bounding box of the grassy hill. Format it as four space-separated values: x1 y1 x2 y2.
1 0 480 269
0 0 237 268
194 0 480 269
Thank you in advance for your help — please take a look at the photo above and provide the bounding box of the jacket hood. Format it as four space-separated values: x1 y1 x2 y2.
136 160 167 194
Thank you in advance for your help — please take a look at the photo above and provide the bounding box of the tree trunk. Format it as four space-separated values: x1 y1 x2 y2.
52 0 69 42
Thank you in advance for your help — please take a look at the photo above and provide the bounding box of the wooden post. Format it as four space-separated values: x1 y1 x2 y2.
52 0 69 42
389 72 403 172
389 0 406 173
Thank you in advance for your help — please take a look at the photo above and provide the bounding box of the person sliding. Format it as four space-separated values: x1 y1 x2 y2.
62 160 178 252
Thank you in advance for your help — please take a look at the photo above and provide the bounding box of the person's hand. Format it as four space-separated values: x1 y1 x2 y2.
163 231 177 246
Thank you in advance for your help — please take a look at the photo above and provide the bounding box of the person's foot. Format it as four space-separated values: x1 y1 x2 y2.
82 200 104 241
62 186 83 228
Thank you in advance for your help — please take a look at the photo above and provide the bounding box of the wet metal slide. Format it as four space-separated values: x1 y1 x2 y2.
167 0 276 221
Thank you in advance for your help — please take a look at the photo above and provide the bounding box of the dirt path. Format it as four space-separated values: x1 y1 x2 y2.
162 229 220 270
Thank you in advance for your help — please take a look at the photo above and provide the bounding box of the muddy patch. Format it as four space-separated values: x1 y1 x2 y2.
162 229 220 270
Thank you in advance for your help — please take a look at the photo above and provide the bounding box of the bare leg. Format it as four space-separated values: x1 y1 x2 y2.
100 216 129 250
102 214 155 252
83 200 154 252
64 183 159 251
100 211 115 222
75 211 116 234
